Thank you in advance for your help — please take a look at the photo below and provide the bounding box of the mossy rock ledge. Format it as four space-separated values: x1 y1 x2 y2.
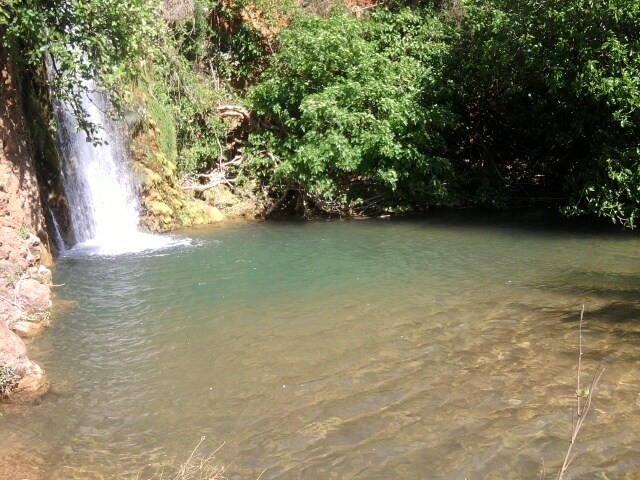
129 113 226 232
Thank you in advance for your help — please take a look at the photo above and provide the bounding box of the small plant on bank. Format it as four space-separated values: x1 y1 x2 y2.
18 225 31 240
0 364 17 398
25 311 51 326
172 437 226 480
156 436 227 480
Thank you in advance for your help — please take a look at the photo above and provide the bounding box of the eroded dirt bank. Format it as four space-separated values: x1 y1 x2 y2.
0 46 51 404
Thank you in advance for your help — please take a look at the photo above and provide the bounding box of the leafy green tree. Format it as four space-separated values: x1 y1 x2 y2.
449 0 640 225
0 0 156 137
247 7 455 214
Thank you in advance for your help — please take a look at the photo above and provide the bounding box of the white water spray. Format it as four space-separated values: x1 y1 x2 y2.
52 79 185 255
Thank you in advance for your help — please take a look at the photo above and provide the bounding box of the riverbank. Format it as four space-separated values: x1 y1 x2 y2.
0 47 51 403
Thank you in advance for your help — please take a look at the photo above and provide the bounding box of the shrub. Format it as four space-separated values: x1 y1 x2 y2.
247 7 456 214
447 0 640 221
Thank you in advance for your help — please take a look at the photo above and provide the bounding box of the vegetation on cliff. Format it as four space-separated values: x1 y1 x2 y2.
3 0 640 226
0 45 51 403
0 0 156 138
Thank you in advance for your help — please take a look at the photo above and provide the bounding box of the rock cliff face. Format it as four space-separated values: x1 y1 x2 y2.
0 46 51 403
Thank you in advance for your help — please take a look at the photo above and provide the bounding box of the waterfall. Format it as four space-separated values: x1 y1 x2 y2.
54 81 139 241
48 208 67 253
52 79 184 255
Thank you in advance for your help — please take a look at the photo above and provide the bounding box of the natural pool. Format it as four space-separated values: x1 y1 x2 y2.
2 214 640 479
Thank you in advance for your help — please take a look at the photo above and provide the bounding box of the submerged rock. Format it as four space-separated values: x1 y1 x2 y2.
10 320 47 339
8 364 48 403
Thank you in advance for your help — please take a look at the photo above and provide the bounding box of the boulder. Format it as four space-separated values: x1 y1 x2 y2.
10 319 47 339
203 205 224 223
15 278 51 313
0 320 48 403
0 319 28 366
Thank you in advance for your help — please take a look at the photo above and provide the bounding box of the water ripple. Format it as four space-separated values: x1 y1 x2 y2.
5 218 640 479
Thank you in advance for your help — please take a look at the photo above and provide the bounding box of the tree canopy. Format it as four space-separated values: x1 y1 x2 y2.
3 0 640 225
242 0 640 224
0 0 155 136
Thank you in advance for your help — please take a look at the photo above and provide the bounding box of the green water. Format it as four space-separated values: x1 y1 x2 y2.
3 215 640 479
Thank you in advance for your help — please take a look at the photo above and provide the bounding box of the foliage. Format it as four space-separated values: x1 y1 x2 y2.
207 0 277 86
564 148 640 228
4 0 640 224
447 0 640 224
169 0 297 87
0 0 157 140
145 92 179 166
151 39 230 176
247 7 456 214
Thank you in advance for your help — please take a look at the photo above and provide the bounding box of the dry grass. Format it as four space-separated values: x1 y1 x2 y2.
170 436 226 480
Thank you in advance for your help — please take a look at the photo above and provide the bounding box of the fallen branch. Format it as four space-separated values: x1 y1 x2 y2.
181 179 237 192
265 189 291 217
180 169 238 192
305 192 345 216
216 105 250 122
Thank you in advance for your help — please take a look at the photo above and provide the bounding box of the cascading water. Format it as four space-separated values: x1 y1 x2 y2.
48 208 67 253
54 81 139 242
52 79 186 255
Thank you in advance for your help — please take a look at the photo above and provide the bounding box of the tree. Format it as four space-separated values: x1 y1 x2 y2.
0 0 156 138
247 7 455 214
448 0 640 225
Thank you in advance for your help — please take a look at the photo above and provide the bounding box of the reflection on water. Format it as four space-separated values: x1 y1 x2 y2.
3 214 640 479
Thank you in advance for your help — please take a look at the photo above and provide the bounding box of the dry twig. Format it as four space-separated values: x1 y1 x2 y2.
172 436 227 480
557 305 605 480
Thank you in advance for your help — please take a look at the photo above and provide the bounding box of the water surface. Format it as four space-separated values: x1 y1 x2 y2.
2 214 640 479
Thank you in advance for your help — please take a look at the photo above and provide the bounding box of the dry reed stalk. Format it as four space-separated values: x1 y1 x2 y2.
172 436 227 480
556 305 605 480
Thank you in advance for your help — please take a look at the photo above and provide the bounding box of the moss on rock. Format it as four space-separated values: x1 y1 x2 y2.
127 87 228 231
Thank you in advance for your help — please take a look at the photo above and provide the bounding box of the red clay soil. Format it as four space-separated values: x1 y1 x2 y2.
0 45 51 404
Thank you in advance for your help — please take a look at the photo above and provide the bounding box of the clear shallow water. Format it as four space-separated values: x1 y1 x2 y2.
3 214 640 479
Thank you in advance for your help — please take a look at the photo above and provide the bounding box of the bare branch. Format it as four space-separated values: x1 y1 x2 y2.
557 306 605 480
